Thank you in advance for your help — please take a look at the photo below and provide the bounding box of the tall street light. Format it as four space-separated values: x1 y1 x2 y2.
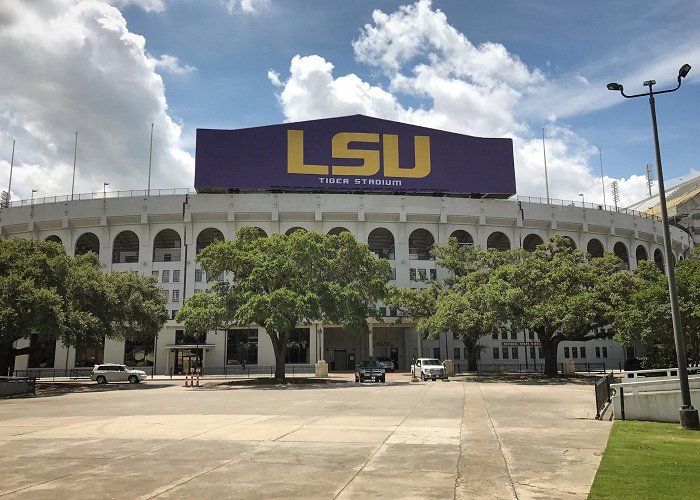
103 182 109 199
607 63 698 430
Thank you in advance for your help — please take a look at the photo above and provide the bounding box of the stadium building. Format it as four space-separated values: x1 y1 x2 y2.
2 115 693 376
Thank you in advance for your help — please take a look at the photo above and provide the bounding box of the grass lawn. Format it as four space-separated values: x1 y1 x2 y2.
588 420 700 500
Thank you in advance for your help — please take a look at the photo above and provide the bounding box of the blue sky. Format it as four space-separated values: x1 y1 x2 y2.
1 0 699 206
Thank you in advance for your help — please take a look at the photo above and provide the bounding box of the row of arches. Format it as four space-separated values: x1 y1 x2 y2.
44 226 673 271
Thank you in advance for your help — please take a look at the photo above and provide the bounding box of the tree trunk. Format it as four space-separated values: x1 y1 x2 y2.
541 338 560 377
268 330 289 381
0 341 15 377
464 339 478 371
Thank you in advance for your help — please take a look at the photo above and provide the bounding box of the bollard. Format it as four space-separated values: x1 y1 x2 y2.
195 368 200 387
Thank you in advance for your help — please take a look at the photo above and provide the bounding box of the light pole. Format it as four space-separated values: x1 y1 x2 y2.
103 182 109 199
578 193 584 206
31 189 37 205
607 63 699 430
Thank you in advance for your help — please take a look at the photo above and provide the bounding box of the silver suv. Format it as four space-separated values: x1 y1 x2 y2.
91 364 147 384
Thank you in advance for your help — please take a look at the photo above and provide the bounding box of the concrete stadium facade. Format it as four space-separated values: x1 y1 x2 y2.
2 190 693 376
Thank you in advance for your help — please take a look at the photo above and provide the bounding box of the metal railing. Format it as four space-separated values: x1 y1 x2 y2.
514 195 660 221
171 365 315 378
0 376 36 397
595 372 615 420
0 189 661 221
4 188 193 208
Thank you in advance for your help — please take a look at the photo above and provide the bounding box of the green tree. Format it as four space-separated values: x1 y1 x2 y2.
495 236 631 376
177 227 392 380
0 238 167 374
614 259 700 367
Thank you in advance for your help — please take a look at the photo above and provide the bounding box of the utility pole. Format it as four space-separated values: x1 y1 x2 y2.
644 163 654 197
611 181 620 211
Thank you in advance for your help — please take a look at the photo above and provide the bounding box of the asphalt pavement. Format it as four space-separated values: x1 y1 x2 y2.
0 373 611 499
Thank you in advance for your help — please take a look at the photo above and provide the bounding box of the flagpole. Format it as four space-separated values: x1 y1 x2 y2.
71 131 78 201
542 126 550 203
147 123 153 196
7 139 15 207
599 148 607 206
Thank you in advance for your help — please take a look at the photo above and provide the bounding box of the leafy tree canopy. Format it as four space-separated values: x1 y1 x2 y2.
0 238 167 374
177 227 392 380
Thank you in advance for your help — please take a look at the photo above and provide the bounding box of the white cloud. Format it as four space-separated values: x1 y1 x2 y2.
0 0 193 201
225 0 270 15
106 0 166 13
269 0 663 205
153 54 196 74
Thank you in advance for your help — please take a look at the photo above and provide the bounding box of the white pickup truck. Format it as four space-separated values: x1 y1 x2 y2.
411 358 448 381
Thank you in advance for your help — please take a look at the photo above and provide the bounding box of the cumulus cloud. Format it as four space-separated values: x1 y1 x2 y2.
153 54 196 74
268 0 662 205
106 0 166 13
225 0 270 15
0 0 193 201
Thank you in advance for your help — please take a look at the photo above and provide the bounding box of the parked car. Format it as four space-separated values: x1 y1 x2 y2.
411 358 448 381
91 364 147 384
355 360 386 383
377 357 395 372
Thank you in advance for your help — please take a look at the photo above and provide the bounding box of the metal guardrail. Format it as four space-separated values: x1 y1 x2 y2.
0 190 661 222
3 188 193 208
14 366 155 380
514 195 661 221
0 377 36 397
171 365 315 378
595 372 615 420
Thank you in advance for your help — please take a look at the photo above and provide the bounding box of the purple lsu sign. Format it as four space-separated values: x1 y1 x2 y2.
194 115 515 197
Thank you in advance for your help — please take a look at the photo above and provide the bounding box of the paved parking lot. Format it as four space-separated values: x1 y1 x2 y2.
0 373 611 499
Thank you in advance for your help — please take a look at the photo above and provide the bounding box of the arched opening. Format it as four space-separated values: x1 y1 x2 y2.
636 245 648 265
522 234 544 252
450 230 474 246
409 229 435 260
487 231 511 252
246 227 267 238
654 249 664 273
112 230 140 263
196 228 224 254
561 236 577 249
285 227 306 236
327 227 350 236
153 229 182 262
368 228 395 260
613 242 629 270
45 235 62 245
75 232 99 256
587 239 604 258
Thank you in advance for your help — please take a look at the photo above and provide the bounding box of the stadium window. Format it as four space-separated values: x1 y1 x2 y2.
492 332 498 340
528 331 534 340
529 346 535 359
564 347 570 358
580 347 586 358
492 347 499 360
162 270 170 283
511 347 518 359
501 331 507 340
409 268 417 281
429 269 437 280
195 269 203 282
152 270 159 280
418 268 427 280
572 347 578 359
172 290 180 303
502 347 509 359
595 346 601 358
602 347 608 358
173 270 180 282
511 331 517 340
